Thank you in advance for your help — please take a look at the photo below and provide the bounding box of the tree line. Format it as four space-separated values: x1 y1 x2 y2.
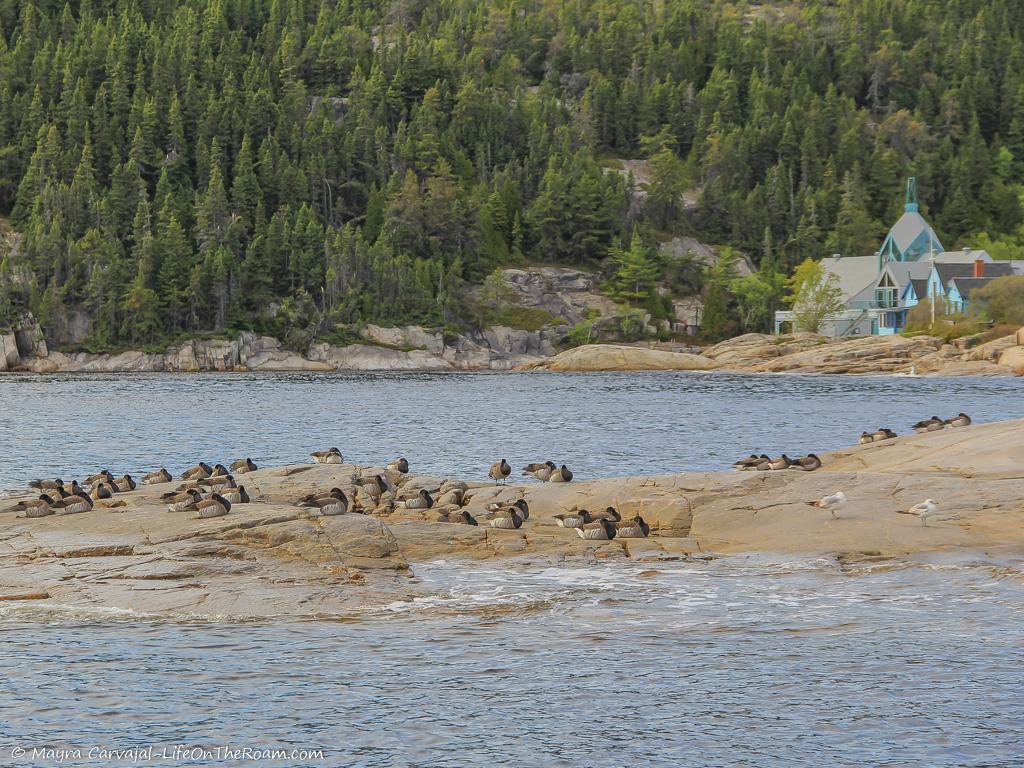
0 0 1022 348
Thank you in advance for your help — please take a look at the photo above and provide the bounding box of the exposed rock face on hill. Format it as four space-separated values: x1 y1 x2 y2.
521 344 719 371
2 419 1023 618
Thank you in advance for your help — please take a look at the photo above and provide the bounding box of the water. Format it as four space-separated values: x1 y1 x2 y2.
1 371 1023 488
2 371 1024 766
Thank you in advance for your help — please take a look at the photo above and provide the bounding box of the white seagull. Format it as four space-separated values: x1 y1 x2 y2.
809 491 847 519
900 499 940 526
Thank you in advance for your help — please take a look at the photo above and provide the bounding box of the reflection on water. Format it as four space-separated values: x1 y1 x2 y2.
2 371 1023 489
1 559 1023 766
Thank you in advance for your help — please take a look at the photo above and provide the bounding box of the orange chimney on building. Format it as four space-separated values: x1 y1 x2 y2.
974 259 985 278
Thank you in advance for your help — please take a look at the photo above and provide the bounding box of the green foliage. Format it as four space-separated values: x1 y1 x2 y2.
605 229 660 304
973 275 1024 325
0 0 1022 347
701 249 739 341
786 258 845 333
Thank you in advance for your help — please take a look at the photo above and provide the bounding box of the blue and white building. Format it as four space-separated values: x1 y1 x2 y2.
774 178 1023 336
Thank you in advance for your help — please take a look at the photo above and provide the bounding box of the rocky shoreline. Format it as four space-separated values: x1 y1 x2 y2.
2 419 1022 619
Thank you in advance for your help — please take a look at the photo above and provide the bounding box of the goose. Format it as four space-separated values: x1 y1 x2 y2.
387 458 410 474
229 458 258 474
142 468 173 485
549 464 574 483
194 493 231 519
552 510 593 528
295 488 347 506
89 471 117 489
84 471 112 485
311 448 343 464
872 428 897 441
767 455 793 470
197 474 236 490
402 489 434 510
575 519 617 540
485 499 530 521
164 489 203 512
354 475 390 497
615 516 650 538
489 459 511 485
808 491 847 519
946 413 972 428
5 493 56 516
487 507 525 529
93 483 116 500
209 464 230 477
591 507 622 522
522 461 556 481
299 490 349 516
859 432 874 445
436 510 478 526
51 492 93 515
180 462 213 480
789 454 822 471
741 456 773 471
114 474 137 492
732 454 764 469
899 499 940 526
434 488 464 507
28 478 63 491
912 416 943 433
217 485 250 505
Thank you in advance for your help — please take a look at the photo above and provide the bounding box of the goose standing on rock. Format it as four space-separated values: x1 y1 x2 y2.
229 458 258 474
575 519 617 540
549 464 573 483
311 448 344 464
142 468 173 485
522 461 556 481
808 492 847 519
489 459 511 485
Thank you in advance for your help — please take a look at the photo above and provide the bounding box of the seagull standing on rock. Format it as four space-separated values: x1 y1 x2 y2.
808 492 847 518
900 499 941 526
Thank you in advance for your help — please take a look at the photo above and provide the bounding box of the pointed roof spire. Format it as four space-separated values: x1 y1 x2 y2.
905 176 918 213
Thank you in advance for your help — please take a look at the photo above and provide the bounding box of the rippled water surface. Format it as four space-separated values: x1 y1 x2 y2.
2 372 1024 766
2 560 1023 767
2 371 1024 488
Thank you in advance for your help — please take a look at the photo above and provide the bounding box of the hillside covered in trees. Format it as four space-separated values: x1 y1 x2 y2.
1 0 1023 349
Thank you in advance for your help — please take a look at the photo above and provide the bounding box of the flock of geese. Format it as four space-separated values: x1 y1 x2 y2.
7 411 973 531
7 449 648 541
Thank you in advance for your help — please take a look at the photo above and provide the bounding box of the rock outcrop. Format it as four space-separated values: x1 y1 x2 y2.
521 344 719 371
706 330 1024 376
3 419 1024 618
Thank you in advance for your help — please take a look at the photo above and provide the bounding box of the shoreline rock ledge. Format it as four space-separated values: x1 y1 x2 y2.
2 419 1023 619
520 344 718 371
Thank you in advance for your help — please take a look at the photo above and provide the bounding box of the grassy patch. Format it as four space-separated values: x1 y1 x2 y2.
490 305 563 331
